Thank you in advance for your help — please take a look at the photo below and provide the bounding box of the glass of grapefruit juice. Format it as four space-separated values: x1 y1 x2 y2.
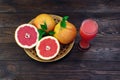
79 19 98 49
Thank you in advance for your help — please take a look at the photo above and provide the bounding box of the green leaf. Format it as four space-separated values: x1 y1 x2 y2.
48 31 55 36
40 22 47 31
60 16 69 28
38 29 46 40
60 21 66 28
63 16 69 21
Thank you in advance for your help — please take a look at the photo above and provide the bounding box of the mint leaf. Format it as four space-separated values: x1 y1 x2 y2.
48 31 55 36
60 16 69 28
38 29 46 40
37 22 56 40
63 16 69 21
40 22 47 31
60 21 66 28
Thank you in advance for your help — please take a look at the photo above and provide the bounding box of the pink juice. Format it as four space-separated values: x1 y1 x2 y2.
79 19 98 49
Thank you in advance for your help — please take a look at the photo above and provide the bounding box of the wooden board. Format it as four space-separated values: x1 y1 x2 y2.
0 0 120 80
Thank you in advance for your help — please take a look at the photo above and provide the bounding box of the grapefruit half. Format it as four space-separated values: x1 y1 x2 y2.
36 36 60 60
15 24 39 49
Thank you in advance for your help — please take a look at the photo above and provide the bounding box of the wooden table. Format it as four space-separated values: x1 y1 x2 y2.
0 0 120 80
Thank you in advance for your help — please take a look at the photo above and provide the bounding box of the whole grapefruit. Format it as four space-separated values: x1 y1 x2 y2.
33 14 56 32
54 22 77 44
36 36 60 60
15 24 39 49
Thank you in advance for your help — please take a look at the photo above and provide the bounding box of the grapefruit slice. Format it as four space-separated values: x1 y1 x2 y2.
36 36 60 60
15 24 39 49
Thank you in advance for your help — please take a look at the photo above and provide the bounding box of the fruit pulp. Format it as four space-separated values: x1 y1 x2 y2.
15 24 39 49
38 38 58 57
18 26 37 46
36 36 60 60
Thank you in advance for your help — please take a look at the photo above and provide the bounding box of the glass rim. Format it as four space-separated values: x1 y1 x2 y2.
80 19 98 35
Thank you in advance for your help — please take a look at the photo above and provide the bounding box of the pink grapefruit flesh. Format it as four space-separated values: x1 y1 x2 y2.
36 36 60 60
15 24 39 49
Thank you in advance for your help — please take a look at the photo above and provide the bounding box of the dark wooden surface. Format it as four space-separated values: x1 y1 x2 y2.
0 0 120 80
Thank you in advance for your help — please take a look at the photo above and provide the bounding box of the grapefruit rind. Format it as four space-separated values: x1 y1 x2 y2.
36 36 60 60
15 24 39 49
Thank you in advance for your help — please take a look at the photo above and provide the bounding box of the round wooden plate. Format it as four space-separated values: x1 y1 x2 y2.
24 14 74 62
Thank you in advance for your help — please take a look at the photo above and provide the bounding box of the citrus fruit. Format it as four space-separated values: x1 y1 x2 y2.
15 24 39 49
54 21 77 44
33 13 56 32
36 36 60 60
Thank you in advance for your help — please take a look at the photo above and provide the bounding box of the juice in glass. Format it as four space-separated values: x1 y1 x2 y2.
79 19 98 49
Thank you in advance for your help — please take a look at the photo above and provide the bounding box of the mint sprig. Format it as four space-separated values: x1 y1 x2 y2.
38 22 55 40
60 16 69 28
38 29 46 40
41 22 47 31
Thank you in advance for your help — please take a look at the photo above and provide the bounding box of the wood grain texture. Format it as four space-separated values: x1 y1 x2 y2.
0 0 120 80
0 0 120 13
